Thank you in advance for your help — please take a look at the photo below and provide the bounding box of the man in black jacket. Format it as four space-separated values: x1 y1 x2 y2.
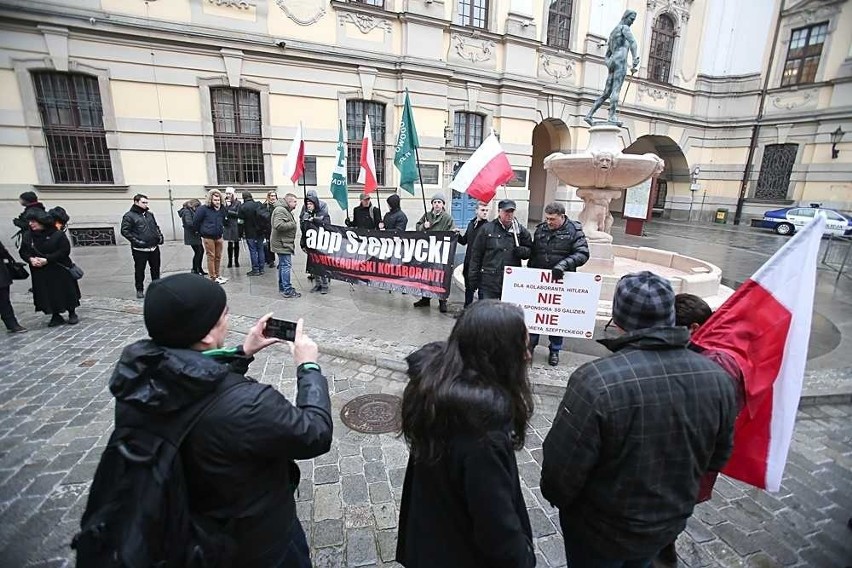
382 193 408 231
121 194 164 299
457 201 490 307
108 273 332 566
238 192 264 276
540 271 737 566
467 199 532 300
528 202 590 366
346 192 382 230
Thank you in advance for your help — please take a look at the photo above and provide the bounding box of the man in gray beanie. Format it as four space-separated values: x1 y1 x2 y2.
413 192 456 312
97 273 332 566
540 271 738 566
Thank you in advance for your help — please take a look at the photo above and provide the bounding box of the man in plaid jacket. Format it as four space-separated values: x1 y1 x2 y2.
540 271 738 566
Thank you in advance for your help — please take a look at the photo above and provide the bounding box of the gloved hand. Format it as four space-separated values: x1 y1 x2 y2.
552 267 564 281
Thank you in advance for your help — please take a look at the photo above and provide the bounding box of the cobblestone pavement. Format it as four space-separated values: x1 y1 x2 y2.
0 304 850 567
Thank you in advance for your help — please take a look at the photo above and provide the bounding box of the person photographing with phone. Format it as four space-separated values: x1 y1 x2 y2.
74 273 332 568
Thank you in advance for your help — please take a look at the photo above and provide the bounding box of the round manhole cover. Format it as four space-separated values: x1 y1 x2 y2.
340 394 402 434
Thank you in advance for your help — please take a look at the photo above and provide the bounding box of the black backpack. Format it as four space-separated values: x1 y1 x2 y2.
72 375 245 568
256 205 272 233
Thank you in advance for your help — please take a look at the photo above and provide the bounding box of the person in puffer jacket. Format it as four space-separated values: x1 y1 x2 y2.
382 194 408 232
527 201 589 366
121 193 164 299
106 274 332 567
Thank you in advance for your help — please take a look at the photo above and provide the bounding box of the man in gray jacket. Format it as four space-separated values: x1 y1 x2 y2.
271 193 300 299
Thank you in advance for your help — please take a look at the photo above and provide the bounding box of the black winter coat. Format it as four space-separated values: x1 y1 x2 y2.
121 205 163 249
541 327 738 560
382 208 408 232
193 205 226 239
0 240 16 288
109 341 333 567
223 199 242 242
528 217 590 272
177 206 201 246
19 227 80 314
458 217 489 282
346 204 382 230
468 219 533 293
397 429 535 568
238 199 262 240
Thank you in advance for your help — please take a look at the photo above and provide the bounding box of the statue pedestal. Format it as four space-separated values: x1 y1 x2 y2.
584 242 615 272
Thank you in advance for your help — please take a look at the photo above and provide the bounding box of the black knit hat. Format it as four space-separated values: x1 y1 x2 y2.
612 271 676 332
19 191 38 204
144 274 227 348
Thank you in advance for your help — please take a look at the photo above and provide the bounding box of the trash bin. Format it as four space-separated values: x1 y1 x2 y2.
714 208 729 224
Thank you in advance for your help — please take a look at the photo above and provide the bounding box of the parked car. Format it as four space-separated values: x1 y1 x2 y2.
758 206 852 236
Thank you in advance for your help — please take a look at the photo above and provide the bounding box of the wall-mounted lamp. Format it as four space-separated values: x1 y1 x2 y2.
830 126 844 159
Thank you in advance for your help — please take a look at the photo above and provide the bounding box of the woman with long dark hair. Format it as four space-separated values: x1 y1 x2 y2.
396 300 536 568
19 210 81 327
177 198 205 275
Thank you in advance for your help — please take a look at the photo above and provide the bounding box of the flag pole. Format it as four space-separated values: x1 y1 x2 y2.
413 145 429 215
300 121 307 203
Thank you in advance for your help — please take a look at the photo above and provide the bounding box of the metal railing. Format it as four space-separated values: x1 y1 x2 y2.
820 234 852 282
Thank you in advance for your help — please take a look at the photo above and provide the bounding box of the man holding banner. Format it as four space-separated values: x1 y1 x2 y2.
527 202 590 366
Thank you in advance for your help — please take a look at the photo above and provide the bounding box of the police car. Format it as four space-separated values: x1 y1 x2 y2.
760 205 852 236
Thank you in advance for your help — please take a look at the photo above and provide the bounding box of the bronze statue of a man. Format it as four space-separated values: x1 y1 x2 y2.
584 10 640 126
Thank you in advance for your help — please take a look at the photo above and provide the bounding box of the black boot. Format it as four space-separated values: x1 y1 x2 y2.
413 298 431 308
67 310 79 325
48 313 66 327
438 300 448 313
227 244 234 268
233 244 240 268
548 351 559 366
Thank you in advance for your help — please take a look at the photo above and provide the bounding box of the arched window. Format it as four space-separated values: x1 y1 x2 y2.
648 14 676 83
546 0 573 50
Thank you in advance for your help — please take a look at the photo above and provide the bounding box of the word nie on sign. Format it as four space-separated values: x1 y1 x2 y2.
501 267 603 339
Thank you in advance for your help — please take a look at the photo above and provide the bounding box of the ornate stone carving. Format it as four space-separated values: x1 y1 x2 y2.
541 55 575 83
275 0 327 25
208 0 252 8
451 34 495 63
338 12 391 34
646 0 693 22
637 84 677 110
770 89 817 110
785 0 843 25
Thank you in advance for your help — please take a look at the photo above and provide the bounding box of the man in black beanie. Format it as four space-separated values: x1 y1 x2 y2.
541 271 737 566
13 191 46 234
105 273 332 566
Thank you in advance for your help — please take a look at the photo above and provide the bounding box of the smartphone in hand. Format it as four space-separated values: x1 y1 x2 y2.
263 318 298 341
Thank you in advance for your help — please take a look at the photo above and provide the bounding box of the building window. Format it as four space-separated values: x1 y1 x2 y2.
781 22 828 87
349 0 384 6
648 14 676 83
346 100 386 185
32 71 113 184
546 0 573 50
300 156 317 186
755 144 798 200
454 112 484 149
421 164 440 185
455 0 488 29
654 179 667 208
211 87 264 185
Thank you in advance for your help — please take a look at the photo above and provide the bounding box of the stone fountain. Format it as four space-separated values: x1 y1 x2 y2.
543 126 731 313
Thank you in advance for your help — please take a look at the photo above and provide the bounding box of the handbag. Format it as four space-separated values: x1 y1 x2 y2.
65 263 85 280
4 259 29 280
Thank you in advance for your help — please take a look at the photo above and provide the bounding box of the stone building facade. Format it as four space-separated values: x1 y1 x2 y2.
0 0 850 243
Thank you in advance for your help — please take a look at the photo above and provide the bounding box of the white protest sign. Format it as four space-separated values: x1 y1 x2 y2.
501 267 603 339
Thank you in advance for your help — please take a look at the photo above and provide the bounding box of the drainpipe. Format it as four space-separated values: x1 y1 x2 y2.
733 0 785 225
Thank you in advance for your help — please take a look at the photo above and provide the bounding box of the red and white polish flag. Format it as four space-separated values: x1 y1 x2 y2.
691 215 826 492
283 123 305 184
357 115 378 194
449 132 514 204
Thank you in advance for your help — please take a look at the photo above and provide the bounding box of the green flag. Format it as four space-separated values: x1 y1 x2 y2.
394 90 420 195
331 120 348 211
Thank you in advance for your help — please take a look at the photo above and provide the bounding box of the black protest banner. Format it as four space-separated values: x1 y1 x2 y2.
304 225 457 299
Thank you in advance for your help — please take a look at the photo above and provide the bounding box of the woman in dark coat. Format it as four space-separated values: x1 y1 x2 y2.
178 198 205 275
19 210 81 327
397 300 536 568
0 240 26 332
223 188 242 268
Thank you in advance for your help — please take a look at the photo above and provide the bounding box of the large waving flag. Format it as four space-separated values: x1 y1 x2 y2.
357 115 378 194
449 132 514 203
330 120 348 212
394 90 420 195
691 215 826 491
283 123 305 184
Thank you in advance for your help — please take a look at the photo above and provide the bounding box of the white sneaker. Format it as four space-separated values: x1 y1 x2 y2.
215 276 228 284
